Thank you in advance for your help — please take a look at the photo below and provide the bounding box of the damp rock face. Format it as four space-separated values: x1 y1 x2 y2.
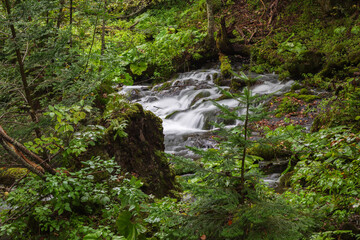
105 103 179 198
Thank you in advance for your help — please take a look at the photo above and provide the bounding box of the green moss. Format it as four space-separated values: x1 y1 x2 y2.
247 142 292 161
290 82 302 91
276 97 300 116
279 171 294 188
165 111 179 119
299 88 309 94
0 168 28 185
155 81 173 91
219 54 232 78
190 91 211 107
230 78 246 92
284 92 319 103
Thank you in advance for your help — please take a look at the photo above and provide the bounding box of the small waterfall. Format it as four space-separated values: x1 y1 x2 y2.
119 68 293 159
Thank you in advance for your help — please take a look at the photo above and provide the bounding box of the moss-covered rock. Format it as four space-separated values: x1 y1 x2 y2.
320 59 348 79
284 92 319 103
230 77 247 91
219 54 232 78
275 97 300 116
104 102 179 197
190 91 211 107
248 142 292 161
0 168 28 186
286 50 324 79
94 80 116 109
279 171 293 188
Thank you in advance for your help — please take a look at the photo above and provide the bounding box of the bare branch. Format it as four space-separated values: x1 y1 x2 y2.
22 41 29 63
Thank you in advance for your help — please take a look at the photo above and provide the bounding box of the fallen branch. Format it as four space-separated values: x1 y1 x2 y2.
0 125 56 176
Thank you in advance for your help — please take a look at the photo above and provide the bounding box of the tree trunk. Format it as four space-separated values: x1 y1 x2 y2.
217 16 233 55
69 0 73 47
2 0 41 138
101 0 107 56
57 0 65 29
318 0 332 13
205 0 216 51
240 91 250 204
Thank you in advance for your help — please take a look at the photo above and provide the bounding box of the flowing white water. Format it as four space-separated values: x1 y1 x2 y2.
120 68 293 162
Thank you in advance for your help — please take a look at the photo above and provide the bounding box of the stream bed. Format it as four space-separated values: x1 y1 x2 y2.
120 67 294 187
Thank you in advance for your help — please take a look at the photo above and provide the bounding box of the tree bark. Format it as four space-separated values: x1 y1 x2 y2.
101 0 107 56
2 0 41 138
69 0 73 47
240 91 250 204
205 0 216 50
57 0 65 29
217 16 233 54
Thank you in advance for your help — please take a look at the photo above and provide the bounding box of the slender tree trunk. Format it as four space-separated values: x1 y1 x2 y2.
240 93 250 204
205 0 216 50
2 0 41 138
217 16 233 54
69 0 73 47
57 0 65 29
101 0 107 56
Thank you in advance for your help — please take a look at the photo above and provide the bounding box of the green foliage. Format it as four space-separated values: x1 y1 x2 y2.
252 1 360 84
24 101 105 161
0 157 150 239
311 89 360 131
277 33 307 57
268 125 360 231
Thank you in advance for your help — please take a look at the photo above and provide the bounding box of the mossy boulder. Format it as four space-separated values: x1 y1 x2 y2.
190 91 211 107
0 168 28 186
279 171 293 188
104 103 179 197
320 59 349 79
286 50 324 79
248 142 292 161
230 78 247 91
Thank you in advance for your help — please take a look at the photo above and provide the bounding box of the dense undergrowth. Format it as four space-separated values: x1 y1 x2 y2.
1 0 360 239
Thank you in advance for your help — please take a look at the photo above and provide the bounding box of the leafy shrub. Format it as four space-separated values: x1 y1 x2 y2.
0 157 150 239
269 125 360 232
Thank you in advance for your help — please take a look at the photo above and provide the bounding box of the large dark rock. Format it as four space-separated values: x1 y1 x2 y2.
104 103 179 197
286 50 324 79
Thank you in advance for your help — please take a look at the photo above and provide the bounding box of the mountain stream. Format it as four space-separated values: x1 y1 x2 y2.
120 68 294 188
